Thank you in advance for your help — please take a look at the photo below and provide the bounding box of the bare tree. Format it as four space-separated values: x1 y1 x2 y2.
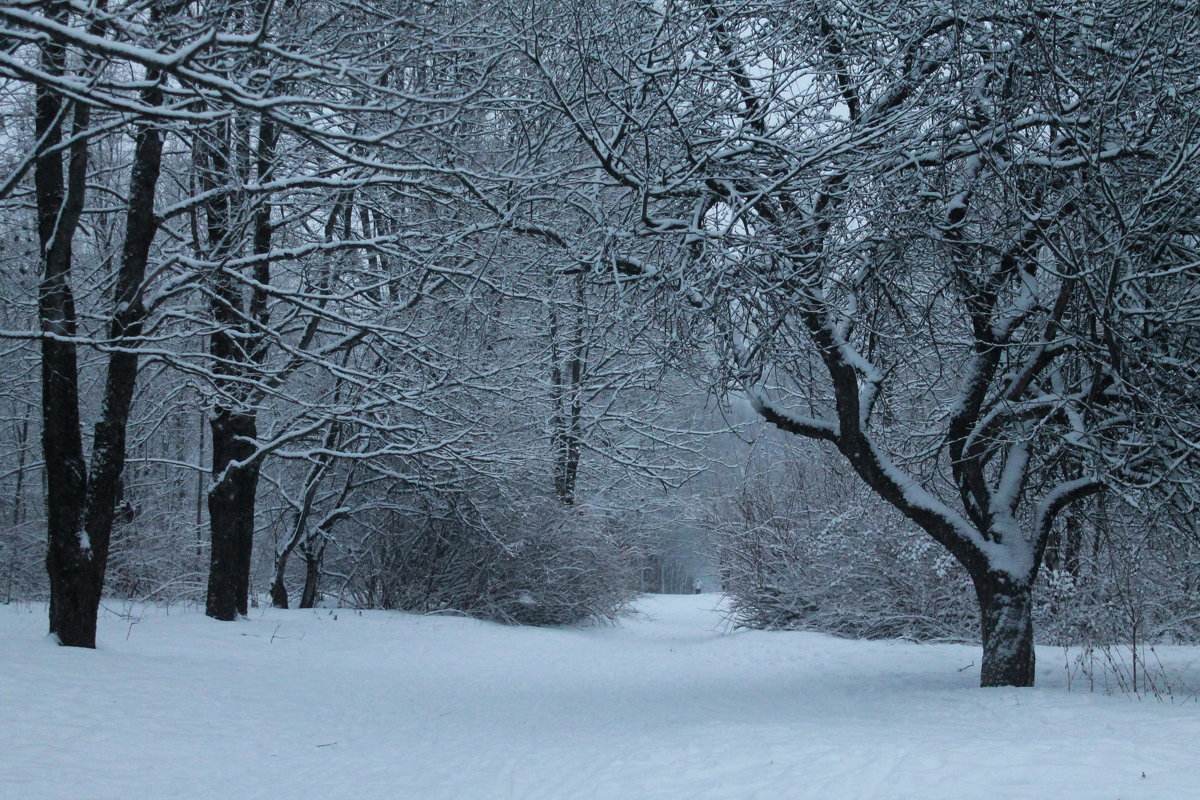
9 0 169 646
534 0 1200 685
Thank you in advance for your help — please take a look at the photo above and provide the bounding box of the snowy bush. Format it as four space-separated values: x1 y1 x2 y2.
0 519 45 603
708 462 977 642
1036 499 1198 640
708 457 1200 658
327 486 644 626
104 509 208 604
1031 495 1200 695
476 501 644 625
714 514 979 642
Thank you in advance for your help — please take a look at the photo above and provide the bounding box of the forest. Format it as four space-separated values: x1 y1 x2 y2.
1 0 1199 700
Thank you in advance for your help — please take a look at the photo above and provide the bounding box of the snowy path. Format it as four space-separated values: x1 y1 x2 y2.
2 595 1199 799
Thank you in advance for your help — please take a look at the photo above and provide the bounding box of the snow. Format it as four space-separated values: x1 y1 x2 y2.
3 595 1199 799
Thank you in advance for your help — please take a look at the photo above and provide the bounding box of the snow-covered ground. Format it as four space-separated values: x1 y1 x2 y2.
2 595 1199 800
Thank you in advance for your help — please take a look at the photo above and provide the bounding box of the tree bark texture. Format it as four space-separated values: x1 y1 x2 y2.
205 412 259 620
976 575 1036 687
269 556 292 610
299 543 323 609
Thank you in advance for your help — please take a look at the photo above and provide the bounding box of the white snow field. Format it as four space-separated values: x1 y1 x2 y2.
3 595 1199 800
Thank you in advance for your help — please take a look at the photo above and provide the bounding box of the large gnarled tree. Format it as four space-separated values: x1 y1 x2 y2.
536 0 1200 685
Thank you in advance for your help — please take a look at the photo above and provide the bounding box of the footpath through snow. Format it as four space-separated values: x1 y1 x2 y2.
2 594 1199 799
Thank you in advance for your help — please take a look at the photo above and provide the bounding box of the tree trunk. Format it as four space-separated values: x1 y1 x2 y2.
30 0 163 647
975 574 1036 688
298 542 324 609
200 105 276 621
270 422 340 610
195 410 205 557
36 6 90 645
234 465 259 615
13 417 29 525
269 552 292 610
205 411 258 620
1062 507 1084 577
81 75 163 596
548 275 586 504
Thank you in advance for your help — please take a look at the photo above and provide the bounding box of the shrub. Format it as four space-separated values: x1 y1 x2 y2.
711 477 977 641
708 460 1200 660
327 486 645 625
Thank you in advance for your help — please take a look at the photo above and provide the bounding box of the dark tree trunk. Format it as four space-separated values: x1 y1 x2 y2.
298 541 324 609
562 276 585 502
205 411 259 620
975 574 1036 688
234 465 259 614
37 2 91 647
269 503 304 610
268 569 289 610
195 411 205 556
35 4 161 647
270 425 338 610
269 531 295 609
199 108 273 621
81 73 164 594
